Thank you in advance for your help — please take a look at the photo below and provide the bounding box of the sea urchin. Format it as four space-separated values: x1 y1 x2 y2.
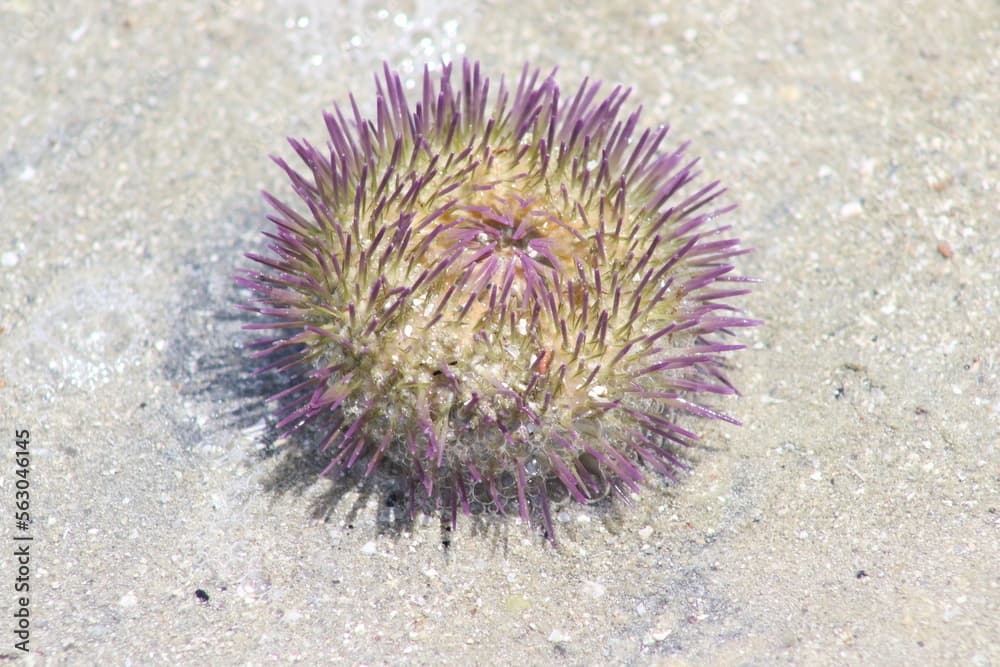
237 60 758 543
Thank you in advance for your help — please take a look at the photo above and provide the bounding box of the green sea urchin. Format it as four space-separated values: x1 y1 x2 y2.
237 60 758 543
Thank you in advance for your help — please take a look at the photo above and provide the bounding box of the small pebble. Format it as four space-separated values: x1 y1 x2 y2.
840 201 863 218
547 628 572 643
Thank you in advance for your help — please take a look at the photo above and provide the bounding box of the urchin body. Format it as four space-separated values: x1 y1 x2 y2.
238 60 757 541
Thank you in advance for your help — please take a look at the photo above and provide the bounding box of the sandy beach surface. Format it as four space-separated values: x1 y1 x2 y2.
1 1 997 664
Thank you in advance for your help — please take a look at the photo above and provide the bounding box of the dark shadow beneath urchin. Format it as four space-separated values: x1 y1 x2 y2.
254 424 617 550
162 250 285 454
257 408 707 551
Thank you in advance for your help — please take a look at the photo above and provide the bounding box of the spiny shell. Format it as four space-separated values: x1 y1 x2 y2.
237 60 758 543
